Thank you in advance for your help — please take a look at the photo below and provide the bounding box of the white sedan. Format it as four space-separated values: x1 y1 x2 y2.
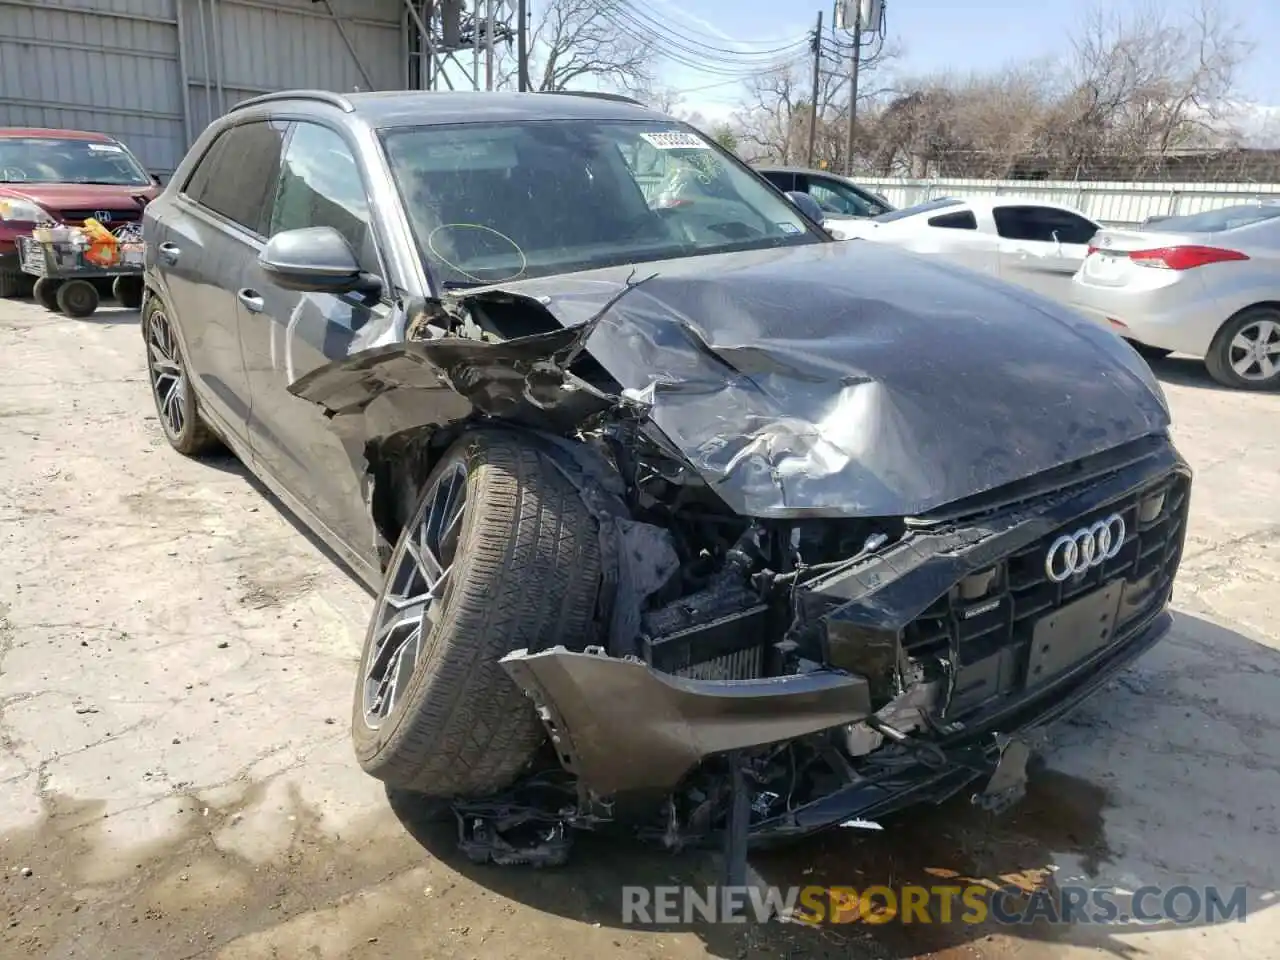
833 197 1102 303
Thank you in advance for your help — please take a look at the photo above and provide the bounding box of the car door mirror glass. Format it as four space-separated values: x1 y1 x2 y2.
785 190 826 226
259 226 377 295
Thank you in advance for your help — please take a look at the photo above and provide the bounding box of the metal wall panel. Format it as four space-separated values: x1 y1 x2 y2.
0 0 185 171
0 0 405 176
858 177 1280 228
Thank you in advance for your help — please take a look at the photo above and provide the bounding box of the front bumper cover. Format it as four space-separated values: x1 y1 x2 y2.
501 607 1171 842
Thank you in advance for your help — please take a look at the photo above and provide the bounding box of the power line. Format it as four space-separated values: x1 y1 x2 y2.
607 2 807 68
613 0 810 53
604 9 804 79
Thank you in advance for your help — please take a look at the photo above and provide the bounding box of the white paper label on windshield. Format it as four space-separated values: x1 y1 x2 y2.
777 222 802 234
640 131 710 150
88 143 124 153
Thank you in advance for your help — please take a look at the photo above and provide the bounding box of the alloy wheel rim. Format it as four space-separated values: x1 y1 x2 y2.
147 309 187 437
1228 319 1280 382
361 461 467 729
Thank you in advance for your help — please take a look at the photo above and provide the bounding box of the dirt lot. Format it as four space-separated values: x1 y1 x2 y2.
1 296 1278 960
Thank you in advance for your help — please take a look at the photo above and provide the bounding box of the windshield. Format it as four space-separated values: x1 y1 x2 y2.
381 120 820 287
0 137 151 185
873 197 959 223
1145 205 1280 234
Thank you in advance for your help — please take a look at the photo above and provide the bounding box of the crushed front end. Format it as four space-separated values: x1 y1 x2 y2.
493 433 1190 859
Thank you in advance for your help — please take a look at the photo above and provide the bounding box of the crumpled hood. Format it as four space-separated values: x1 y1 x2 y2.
460 241 1170 518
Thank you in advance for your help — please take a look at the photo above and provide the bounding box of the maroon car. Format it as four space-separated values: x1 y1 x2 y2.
0 127 160 297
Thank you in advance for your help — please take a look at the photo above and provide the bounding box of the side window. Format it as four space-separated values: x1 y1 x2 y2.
993 206 1097 245
269 122 372 262
806 177 874 217
928 210 978 230
184 120 287 235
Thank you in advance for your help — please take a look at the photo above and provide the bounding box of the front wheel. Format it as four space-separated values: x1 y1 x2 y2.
1205 307 1280 390
352 432 603 798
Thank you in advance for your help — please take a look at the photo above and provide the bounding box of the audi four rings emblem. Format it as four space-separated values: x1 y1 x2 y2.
1044 513 1126 583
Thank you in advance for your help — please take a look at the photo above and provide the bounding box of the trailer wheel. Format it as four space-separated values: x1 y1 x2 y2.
33 278 62 312
112 275 144 310
56 279 100 318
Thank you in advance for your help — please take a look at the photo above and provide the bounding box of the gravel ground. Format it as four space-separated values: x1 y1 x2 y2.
1 296 1277 960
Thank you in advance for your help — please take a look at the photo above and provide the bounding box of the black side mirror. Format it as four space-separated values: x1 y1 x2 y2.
785 190 827 227
151 173 162 186
259 226 381 296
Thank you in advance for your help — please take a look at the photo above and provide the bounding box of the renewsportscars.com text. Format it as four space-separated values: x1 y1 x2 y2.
621 883 1249 926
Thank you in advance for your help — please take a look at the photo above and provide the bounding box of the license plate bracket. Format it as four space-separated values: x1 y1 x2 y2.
1027 580 1124 686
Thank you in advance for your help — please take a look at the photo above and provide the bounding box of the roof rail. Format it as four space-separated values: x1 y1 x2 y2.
545 90 644 107
230 89 355 113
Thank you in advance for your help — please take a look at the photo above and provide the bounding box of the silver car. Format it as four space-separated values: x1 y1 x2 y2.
1071 204 1280 390
836 197 1102 303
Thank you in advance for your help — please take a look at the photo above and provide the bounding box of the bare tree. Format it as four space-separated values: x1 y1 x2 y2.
494 0 653 95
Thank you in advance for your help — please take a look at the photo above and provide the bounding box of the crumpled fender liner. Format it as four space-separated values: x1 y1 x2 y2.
499 646 871 797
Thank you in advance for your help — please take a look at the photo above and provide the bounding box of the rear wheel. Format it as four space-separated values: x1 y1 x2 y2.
0 268 23 299
142 297 220 455
352 432 602 798
1205 306 1280 390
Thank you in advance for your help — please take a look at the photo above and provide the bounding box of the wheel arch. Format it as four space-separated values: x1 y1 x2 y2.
364 419 628 574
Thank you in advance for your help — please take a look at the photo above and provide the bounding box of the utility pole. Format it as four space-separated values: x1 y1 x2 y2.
806 10 823 168
845 0 862 177
517 0 529 91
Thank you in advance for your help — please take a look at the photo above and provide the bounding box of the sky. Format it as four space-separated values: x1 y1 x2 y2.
647 0 1280 130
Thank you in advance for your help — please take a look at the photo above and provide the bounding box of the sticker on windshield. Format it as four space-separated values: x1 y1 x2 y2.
640 131 711 150
88 143 124 153
777 222 802 234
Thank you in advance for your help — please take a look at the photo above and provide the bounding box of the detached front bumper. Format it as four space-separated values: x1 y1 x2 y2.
499 649 872 796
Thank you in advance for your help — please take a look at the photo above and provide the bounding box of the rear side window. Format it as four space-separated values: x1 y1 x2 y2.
183 120 288 235
928 210 977 230
759 170 795 192
993 205 1097 245
270 122 372 261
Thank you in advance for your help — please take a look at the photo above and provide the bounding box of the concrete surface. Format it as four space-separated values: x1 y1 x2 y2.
0 296 1277 960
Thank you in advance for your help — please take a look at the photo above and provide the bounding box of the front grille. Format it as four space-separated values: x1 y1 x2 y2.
903 471 1190 715
55 208 142 225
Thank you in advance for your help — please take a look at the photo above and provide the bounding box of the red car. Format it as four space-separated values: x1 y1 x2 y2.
0 127 161 297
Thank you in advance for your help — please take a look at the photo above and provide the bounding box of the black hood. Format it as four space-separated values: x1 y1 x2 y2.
455 242 1170 518
293 241 1170 520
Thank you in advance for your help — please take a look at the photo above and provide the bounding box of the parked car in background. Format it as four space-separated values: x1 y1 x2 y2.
1071 203 1280 390
835 196 1102 303
755 166 895 222
0 127 160 297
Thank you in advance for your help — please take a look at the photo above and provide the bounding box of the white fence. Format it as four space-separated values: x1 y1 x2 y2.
856 177 1280 227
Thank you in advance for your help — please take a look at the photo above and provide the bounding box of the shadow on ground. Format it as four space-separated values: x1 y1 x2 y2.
391 610 1280 959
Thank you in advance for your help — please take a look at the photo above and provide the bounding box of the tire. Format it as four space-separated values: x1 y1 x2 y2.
112 275 144 309
55 279 100 318
352 432 603 798
1205 306 1280 391
0 268 22 299
33 278 62 312
141 297 220 455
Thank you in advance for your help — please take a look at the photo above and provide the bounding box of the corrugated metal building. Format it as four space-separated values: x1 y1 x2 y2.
0 0 408 176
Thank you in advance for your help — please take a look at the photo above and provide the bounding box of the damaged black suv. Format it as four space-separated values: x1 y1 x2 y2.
142 89 1190 869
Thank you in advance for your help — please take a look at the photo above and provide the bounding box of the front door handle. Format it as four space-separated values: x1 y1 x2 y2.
237 288 264 313
157 241 181 264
